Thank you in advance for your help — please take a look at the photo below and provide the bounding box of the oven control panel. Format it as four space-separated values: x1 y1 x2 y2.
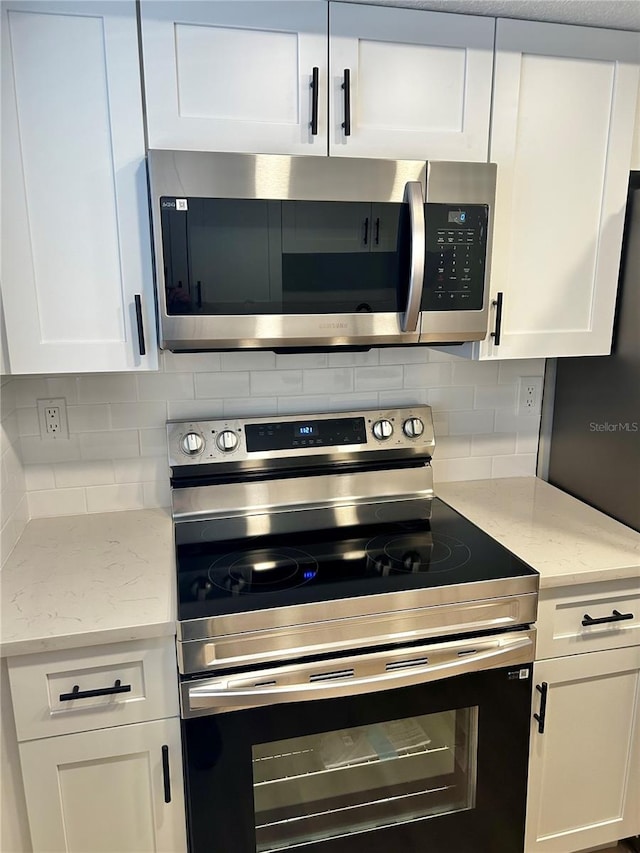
167 406 435 468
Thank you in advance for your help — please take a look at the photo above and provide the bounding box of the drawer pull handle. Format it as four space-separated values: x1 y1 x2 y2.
342 69 351 137
310 66 319 135
581 609 634 627
59 678 132 702
162 745 172 803
533 681 548 734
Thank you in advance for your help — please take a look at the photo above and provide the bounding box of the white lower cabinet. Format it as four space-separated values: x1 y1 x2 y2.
525 638 640 852
19 718 186 853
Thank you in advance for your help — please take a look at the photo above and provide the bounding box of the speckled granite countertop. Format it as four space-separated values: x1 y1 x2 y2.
0 508 175 657
438 477 640 589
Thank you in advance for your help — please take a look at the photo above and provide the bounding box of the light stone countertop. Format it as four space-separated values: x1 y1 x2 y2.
437 477 640 589
0 508 175 657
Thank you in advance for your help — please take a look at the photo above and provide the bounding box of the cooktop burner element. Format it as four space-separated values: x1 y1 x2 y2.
208 548 319 595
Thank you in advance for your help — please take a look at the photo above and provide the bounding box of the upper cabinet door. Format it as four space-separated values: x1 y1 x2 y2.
1 0 157 374
140 1 328 155
328 3 494 161
485 19 640 360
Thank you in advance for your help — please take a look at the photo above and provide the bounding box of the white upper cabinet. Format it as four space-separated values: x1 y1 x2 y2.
485 19 639 360
140 1 494 162
328 3 494 161
140 1 328 155
1 0 158 374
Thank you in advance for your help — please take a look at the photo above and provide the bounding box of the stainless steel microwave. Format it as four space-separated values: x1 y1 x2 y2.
147 151 496 351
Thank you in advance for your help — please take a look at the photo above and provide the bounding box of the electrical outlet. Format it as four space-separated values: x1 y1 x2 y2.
517 378 543 416
37 398 69 440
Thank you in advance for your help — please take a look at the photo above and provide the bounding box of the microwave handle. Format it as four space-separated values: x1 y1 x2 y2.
400 181 425 333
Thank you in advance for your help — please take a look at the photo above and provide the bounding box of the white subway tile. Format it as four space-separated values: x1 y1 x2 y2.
451 361 499 386
46 376 80 404
432 411 449 437
24 463 56 491
78 375 137 404
433 436 471 459
276 353 329 369
224 398 275 416
86 483 145 514
425 348 456 363
195 372 250 398
516 432 540 454
139 429 167 457
79 430 139 461
425 387 474 412
329 393 379 411
137 373 194 401
303 369 353 394
114 456 168 484
1 518 20 567
1 380 16 416
167 400 225 420
471 433 517 457
54 460 115 488
355 366 402 392
448 410 495 436
143 480 171 509
2 411 19 446
474 385 517 410
221 351 276 371
329 351 379 367
110 402 167 430
432 456 493 483
404 362 452 388
163 351 222 373
29 488 86 518
498 359 546 384
17 407 39 436
277 396 331 414
491 455 537 478
67 404 111 433
494 411 540 434
378 389 428 407
14 378 48 408
250 371 303 395
21 434 81 464
379 347 429 365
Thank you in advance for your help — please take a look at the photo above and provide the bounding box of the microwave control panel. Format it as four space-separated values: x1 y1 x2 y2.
422 204 489 311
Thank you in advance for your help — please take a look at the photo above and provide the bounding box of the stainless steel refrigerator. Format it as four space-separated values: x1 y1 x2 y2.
546 174 640 533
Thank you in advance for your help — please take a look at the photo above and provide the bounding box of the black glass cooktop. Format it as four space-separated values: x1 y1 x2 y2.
176 498 537 622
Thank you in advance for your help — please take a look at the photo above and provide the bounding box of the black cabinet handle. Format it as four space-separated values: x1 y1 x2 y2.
162 745 171 803
374 217 380 245
490 292 503 346
363 216 369 246
59 678 132 702
310 66 319 135
342 69 351 136
533 681 548 734
134 294 146 356
582 609 634 627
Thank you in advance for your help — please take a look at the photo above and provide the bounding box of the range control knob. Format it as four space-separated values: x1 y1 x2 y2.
403 417 425 438
216 430 239 453
372 419 393 441
180 432 204 456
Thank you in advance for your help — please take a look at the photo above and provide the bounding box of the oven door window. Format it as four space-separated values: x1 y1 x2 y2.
252 708 477 851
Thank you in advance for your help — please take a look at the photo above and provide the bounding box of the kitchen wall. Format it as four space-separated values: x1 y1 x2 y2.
13 348 544 518
1 376 28 565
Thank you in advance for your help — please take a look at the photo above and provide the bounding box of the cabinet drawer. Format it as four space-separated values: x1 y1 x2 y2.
8 637 179 741
536 579 640 660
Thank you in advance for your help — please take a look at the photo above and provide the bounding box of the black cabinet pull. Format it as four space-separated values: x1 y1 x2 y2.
162 745 171 803
342 69 351 136
310 66 319 135
134 294 146 356
533 681 548 734
59 678 132 702
363 216 369 246
582 609 634 627
490 292 503 346
374 217 380 245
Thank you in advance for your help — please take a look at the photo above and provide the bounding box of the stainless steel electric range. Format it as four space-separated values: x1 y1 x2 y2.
168 406 538 853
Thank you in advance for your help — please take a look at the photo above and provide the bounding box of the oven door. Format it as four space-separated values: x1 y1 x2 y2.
181 632 534 853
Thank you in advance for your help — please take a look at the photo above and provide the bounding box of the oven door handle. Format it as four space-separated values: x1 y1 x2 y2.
185 632 534 714
400 180 425 333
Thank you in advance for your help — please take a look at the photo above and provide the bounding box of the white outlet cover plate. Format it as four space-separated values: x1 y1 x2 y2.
36 398 69 440
517 377 543 416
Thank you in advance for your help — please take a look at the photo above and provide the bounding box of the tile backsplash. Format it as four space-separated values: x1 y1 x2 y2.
1 377 28 565
11 348 544 520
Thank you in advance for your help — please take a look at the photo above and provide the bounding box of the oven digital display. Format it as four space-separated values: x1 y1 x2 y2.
246 417 366 452
296 425 316 436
